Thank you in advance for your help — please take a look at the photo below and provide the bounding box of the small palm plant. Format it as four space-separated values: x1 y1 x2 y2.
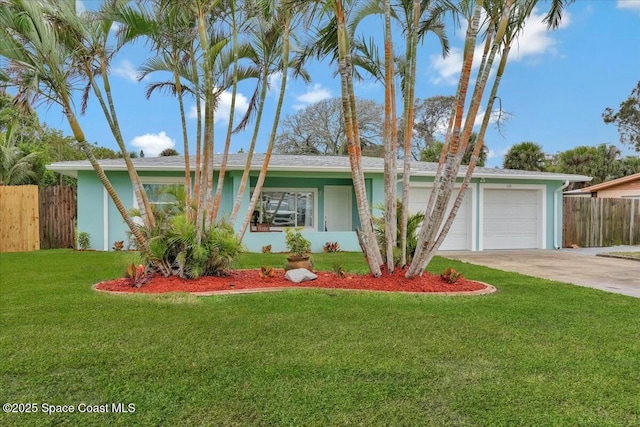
373 200 424 267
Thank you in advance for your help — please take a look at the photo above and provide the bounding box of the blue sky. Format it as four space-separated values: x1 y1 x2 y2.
37 0 640 167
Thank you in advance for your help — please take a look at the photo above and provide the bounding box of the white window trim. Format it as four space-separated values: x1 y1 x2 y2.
479 183 546 250
132 177 185 224
252 187 318 230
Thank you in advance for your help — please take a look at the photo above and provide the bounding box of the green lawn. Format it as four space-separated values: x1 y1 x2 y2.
1 250 639 426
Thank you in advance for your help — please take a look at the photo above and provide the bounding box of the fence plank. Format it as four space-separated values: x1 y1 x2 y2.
39 186 76 249
563 197 640 247
0 185 40 252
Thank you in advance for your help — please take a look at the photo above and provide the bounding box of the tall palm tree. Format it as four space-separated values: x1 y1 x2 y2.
228 5 299 226
0 0 150 252
395 0 451 266
381 0 398 272
407 0 574 277
72 1 156 229
332 0 383 276
116 0 199 222
237 0 297 240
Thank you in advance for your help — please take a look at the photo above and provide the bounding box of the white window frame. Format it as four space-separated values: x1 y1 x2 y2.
133 177 184 223
252 187 318 230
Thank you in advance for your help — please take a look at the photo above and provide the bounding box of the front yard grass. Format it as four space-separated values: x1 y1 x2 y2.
1 250 639 426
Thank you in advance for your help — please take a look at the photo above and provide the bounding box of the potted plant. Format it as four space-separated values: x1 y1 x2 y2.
284 228 312 271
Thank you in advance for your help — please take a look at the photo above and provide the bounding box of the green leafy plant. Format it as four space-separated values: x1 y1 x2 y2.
440 268 464 284
124 263 151 288
331 260 347 278
284 228 311 258
323 241 341 253
373 200 425 266
77 231 91 250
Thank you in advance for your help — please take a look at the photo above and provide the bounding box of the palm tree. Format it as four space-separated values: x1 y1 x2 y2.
394 0 451 266
0 121 38 185
237 0 297 240
228 5 293 226
71 1 156 229
0 0 149 253
116 0 199 222
407 0 574 277
503 141 546 171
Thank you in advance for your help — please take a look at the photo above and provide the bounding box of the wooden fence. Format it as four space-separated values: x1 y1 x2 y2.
0 185 76 252
563 197 640 247
39 185 76 250
0 185 40 252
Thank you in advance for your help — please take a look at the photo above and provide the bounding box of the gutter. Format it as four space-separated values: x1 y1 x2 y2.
554 180 571 249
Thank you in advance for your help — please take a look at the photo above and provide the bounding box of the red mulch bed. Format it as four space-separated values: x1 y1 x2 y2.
95 268 491 295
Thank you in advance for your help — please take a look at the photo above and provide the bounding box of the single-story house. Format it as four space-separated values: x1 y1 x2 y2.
48 154 591 252
565 172 640 199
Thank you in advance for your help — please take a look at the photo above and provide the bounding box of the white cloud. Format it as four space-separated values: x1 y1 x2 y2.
130 132 175 157
509 9 571 62
293 83 332 110
187 90 250 124
268 71 282 95
430 8 571 85
112 59 139 82
76 0 86 14
487 145 510 161
617 0 640 14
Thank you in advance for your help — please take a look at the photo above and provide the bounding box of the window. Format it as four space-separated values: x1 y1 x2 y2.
133 177 184 218
254 190 315 229
142 183 181 211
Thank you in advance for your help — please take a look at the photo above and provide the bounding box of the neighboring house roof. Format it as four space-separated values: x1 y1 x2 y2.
575 172 640 195
47 153 592 182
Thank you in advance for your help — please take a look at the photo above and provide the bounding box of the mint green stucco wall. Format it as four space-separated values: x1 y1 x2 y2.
76 168 567 252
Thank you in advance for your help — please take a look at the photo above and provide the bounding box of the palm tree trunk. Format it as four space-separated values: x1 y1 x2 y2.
335 0 382 276
95 64 155 229
237 16 291 241
407 0 515 276
63 106 148 252
211 0 239 223
406 1 484 277
229 67 269 226
383 0 397 272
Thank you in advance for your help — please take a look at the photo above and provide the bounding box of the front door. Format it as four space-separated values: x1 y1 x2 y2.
324 186 352 231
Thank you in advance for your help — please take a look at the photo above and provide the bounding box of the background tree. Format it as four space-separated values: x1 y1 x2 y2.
410 95 455 160
420 133 488 166
503 141 546 171
159 148 179 156
603 80 640 152
0 122 38 185
551 144 623 188
275 97 384 157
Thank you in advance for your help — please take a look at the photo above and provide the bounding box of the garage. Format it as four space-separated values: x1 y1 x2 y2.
481 186 544 250
409 186 473 250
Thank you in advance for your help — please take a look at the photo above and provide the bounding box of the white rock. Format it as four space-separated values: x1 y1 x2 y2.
284 268 317 283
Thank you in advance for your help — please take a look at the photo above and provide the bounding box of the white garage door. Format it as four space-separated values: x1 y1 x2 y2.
409 186 472 250
482 188 541 249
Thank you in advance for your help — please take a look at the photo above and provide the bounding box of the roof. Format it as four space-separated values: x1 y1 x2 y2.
47 153 592 182
576 172 640 193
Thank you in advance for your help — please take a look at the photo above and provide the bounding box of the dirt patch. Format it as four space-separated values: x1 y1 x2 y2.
95 268 495 296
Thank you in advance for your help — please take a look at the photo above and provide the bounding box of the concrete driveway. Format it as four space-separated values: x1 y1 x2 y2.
440 247 640 298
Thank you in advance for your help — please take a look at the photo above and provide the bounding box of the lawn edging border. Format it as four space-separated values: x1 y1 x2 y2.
93 282 497 297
